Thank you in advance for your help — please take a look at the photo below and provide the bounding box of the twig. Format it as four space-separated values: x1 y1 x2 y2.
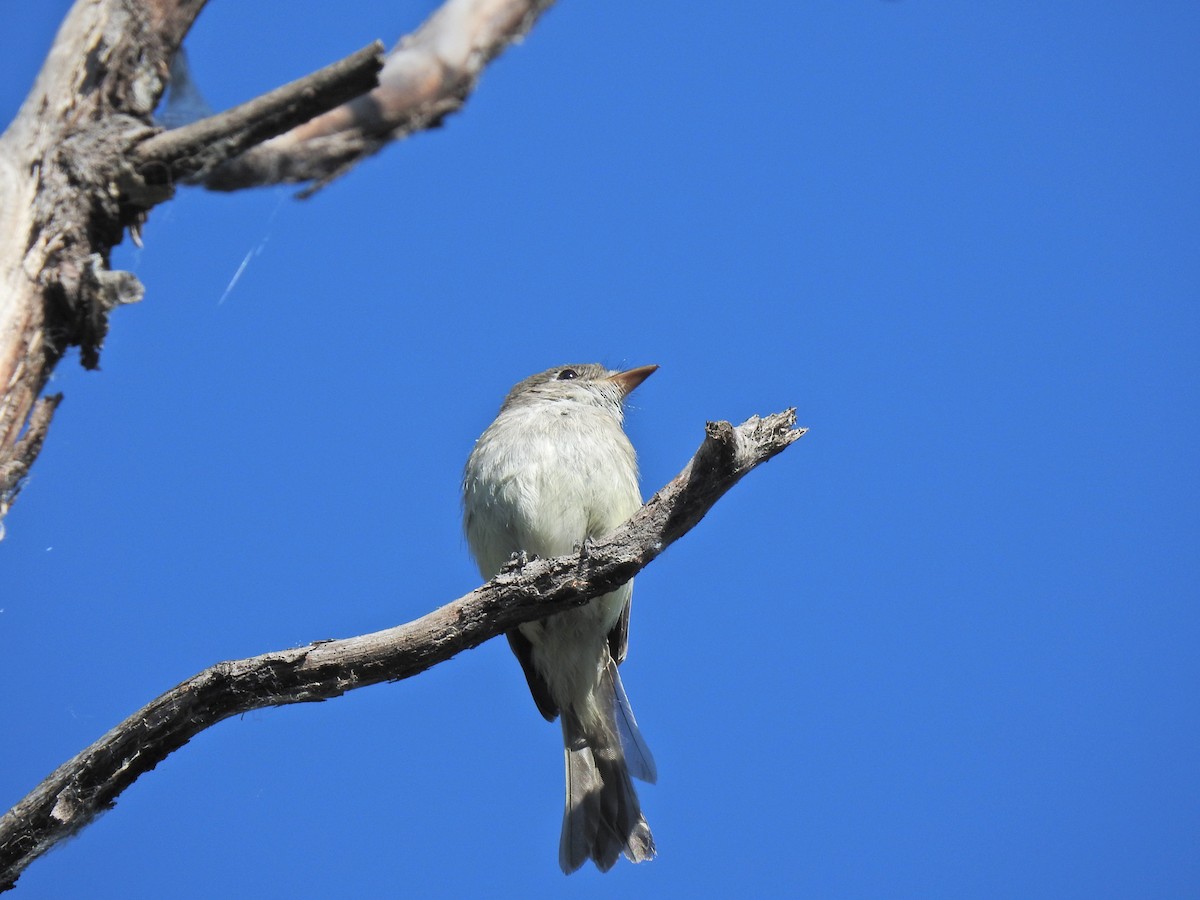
0 410 805 890
0 394 62 525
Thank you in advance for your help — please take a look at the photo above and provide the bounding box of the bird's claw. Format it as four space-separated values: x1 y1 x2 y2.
501 550 533 574
574 537 591 576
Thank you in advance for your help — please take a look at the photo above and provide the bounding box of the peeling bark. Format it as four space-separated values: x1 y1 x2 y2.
0 0 205 509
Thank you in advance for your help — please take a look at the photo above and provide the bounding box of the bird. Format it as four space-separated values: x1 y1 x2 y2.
462 363 659 873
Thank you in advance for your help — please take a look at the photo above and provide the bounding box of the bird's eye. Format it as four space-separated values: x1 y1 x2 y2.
557 368 579 381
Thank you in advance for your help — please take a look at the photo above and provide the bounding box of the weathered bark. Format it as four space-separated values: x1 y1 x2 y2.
133 42 386 184
0 0 556 524
0 0 206 515
0 410 805 891
204 0 559 195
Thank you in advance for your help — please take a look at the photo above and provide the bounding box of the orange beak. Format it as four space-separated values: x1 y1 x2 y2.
606 364 659 397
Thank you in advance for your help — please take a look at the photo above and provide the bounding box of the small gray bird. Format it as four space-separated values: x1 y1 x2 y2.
462 363 659 874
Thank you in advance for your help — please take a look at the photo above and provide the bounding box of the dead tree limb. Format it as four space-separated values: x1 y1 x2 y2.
204 0 558 194
0 410 806 892
0 0 205 514
133 42 386 182
0 0 555 525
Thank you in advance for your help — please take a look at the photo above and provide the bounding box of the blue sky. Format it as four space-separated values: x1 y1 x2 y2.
3 2 1198 897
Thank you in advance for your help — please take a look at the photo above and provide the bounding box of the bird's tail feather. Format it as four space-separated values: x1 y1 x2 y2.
558 670 655 874
606 659 657 784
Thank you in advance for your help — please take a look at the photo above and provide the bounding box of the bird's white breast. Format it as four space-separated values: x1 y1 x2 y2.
463 399 641 577
463 396 643 706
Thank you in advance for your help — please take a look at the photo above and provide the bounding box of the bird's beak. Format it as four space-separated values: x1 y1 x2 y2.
606 364 659 397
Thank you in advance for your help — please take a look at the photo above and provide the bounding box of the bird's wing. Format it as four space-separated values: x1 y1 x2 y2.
607 598 631 666
506 628 559 721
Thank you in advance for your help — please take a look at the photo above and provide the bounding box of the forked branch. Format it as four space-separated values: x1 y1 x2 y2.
204 0 558 194
0 0 557 525
133 42 386 182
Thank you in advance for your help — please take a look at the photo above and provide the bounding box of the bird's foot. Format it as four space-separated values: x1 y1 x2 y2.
501 550 535 574
574 537 591 576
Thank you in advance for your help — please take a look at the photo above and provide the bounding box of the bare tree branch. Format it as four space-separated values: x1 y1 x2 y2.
0 0 556 525
0 410 806 891
0 0 206 510
0 4 801 893
133 42 385 183
204 0 558 194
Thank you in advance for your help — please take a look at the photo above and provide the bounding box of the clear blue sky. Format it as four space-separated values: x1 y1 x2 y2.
3 2 1198 897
